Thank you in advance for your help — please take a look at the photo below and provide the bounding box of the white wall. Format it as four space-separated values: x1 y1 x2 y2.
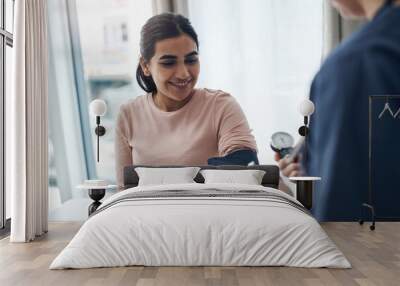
188 0 323 163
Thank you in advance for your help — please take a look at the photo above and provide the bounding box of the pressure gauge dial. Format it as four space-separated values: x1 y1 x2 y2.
270 132 294 158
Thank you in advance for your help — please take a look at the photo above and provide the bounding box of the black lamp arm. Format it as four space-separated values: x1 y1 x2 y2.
94 116 106 162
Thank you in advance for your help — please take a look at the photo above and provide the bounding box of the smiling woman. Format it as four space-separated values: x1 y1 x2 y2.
115 13 258 187
140 35 199 111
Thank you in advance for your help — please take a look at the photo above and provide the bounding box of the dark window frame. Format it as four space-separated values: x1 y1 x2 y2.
66 0 96 179
1 0 14 235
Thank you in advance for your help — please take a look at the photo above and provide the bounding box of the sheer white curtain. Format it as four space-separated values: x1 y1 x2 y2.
9 0 48 242
187 0 323 163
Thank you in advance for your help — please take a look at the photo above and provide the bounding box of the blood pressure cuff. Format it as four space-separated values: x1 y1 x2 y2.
207 149 259 166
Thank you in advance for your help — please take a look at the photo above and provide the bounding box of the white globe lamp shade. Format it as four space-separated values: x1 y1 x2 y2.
298 99 315 116
89 99 107 117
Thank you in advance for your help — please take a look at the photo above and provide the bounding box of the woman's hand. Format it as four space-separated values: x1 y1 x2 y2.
274 153 302 177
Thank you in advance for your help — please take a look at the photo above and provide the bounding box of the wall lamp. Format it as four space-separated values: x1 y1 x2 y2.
89 99 107 162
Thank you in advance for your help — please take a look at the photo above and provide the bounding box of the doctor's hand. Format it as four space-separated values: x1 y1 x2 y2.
274 153 302 178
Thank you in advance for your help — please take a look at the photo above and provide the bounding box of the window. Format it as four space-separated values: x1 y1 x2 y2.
47 0 152 221
1 0 14 233
188 0 323 163
75 0 152 183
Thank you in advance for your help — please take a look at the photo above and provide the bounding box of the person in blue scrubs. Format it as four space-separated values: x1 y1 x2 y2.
277 0 400 220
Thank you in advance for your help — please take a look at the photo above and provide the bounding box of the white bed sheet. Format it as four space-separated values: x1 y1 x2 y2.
50 183 350 269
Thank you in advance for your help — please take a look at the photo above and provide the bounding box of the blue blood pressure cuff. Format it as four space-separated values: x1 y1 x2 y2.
207 149 259 166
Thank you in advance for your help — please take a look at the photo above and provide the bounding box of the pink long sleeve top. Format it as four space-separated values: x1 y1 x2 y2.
115 88 257 186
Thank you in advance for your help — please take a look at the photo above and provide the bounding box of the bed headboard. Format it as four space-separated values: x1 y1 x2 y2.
123 165 280 189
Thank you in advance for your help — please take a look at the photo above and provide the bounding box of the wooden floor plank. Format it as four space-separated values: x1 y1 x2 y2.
0 222 399 286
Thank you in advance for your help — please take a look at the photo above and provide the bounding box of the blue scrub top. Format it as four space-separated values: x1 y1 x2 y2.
306 1 400 221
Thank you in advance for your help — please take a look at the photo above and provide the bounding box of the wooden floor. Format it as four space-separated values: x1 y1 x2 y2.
0 222 399 286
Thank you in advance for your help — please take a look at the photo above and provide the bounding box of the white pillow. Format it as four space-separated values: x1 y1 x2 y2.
135 167 200 186
200 169 266 185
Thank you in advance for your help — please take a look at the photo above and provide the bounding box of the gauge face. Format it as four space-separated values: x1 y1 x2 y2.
271 132 294 150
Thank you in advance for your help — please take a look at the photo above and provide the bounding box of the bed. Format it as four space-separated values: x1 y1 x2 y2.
50 165 350 269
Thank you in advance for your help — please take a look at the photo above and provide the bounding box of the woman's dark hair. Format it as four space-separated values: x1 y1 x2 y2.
136 13 199 93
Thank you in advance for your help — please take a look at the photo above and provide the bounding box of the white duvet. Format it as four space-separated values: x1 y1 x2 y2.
50 183 351 269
